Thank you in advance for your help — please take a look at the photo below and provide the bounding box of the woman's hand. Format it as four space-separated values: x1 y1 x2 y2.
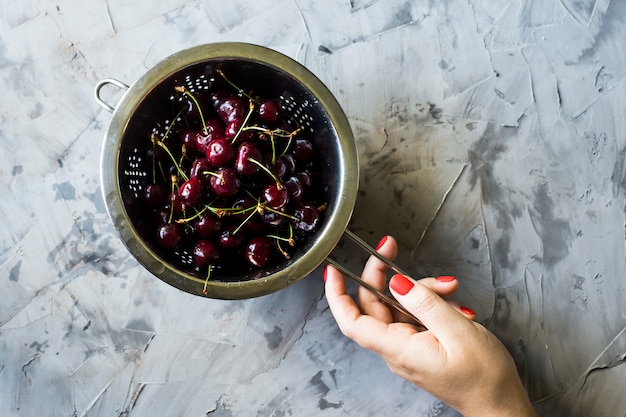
324 235 536 417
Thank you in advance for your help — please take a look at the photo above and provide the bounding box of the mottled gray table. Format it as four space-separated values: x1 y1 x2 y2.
1 1 625 416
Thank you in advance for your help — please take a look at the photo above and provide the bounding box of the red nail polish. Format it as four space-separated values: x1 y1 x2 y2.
436 275 456 282
390 274 414 295
460 306 475 316
323 265 328 283
375 236 388 250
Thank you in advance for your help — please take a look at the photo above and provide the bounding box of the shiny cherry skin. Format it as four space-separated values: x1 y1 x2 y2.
235 142 263 177
245 236 274 267
206 137 236 167
177 178 204 207
263 183 289 209
156 223 183 249
209 167 241 197
192 239 220 267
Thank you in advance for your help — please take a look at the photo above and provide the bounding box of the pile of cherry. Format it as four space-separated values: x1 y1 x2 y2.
136 72 326 286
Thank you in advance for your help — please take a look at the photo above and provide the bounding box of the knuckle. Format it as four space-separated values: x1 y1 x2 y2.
407 290 440 317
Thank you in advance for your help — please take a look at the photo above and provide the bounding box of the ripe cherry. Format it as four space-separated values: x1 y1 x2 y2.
235 142 263 177
257 99 281 124
144 183 167 208
156 223 183 249
194 118 224 153
292 138 314 163
193 211 222 238
219 226 245 251
263 183 289 209
245 236 274 267
284 176 303 204
217 96 245 123
177 178 204 207
192 240 220 268
293 204 320 232
206 137 236 167
189 157 213 184
209 167 241 197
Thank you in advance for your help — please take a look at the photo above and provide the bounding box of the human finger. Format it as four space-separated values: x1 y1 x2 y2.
389 274 475 346
357 235 398 321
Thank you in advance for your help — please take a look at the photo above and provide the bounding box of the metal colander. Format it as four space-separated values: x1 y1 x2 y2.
95 43 358 299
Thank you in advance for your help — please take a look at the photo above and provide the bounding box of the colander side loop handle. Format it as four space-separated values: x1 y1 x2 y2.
94 78 130 113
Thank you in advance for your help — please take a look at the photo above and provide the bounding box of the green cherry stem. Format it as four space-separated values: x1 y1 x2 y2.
247 158 282 188
202 264 213 295
153 135 189 182
175 86 208 135
231 100 256 145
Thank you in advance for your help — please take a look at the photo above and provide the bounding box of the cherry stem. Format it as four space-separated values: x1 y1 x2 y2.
231 100 256 145
216 67 256 102
153 133 189 182
247 158 282 187
233 204 260 235
175 86 208 135
202 265 212 295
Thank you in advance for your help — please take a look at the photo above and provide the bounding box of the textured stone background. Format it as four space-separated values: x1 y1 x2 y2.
1 1 625 416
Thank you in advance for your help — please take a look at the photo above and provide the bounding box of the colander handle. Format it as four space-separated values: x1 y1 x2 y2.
94 78 130 113
325 230 425 328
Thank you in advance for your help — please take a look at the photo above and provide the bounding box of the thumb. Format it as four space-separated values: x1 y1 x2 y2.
389 274 473 346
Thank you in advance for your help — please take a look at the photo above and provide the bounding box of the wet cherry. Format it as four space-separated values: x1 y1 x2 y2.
177 178 204 207
245 236 274 267
263 183 289 209
293 204 320 232
192 239 220 268
257 99 280 124
156 223 183 249
209 167 241 197
206 137 236 167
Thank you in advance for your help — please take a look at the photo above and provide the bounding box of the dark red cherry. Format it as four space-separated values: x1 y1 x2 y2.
219 226 245 251
261 208 286 227
180 128 198 154
189 157 213 184
144 183 167 208
192 240 220 267
293 204 320 232
177 90 206 120
263 183 289 209
296 170 313 188
292 138 314 163
168 192 186 215
267 156 287 179
281 154 296 174
156 223 183 249
177 178 204 207
193 211 222 238
245 236 274 268
206 137 236 167
284 176 303 204
224 118 242 140
195 118 224 153
257 99 281 124
209 167 241 197
235 142 263 177
217 96 245 123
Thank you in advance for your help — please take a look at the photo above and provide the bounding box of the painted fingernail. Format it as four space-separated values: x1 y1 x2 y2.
390 274 414 295
323 265 328 283
436 275 456 282
460 306 475 316
375 235 389 250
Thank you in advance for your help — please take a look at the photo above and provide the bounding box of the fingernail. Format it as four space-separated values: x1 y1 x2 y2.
460 306 475 316
390 274 414 295
436 275 456 282
375 236 388 250
323 265 328 283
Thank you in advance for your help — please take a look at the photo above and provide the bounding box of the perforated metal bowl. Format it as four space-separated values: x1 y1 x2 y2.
95 42 358 299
